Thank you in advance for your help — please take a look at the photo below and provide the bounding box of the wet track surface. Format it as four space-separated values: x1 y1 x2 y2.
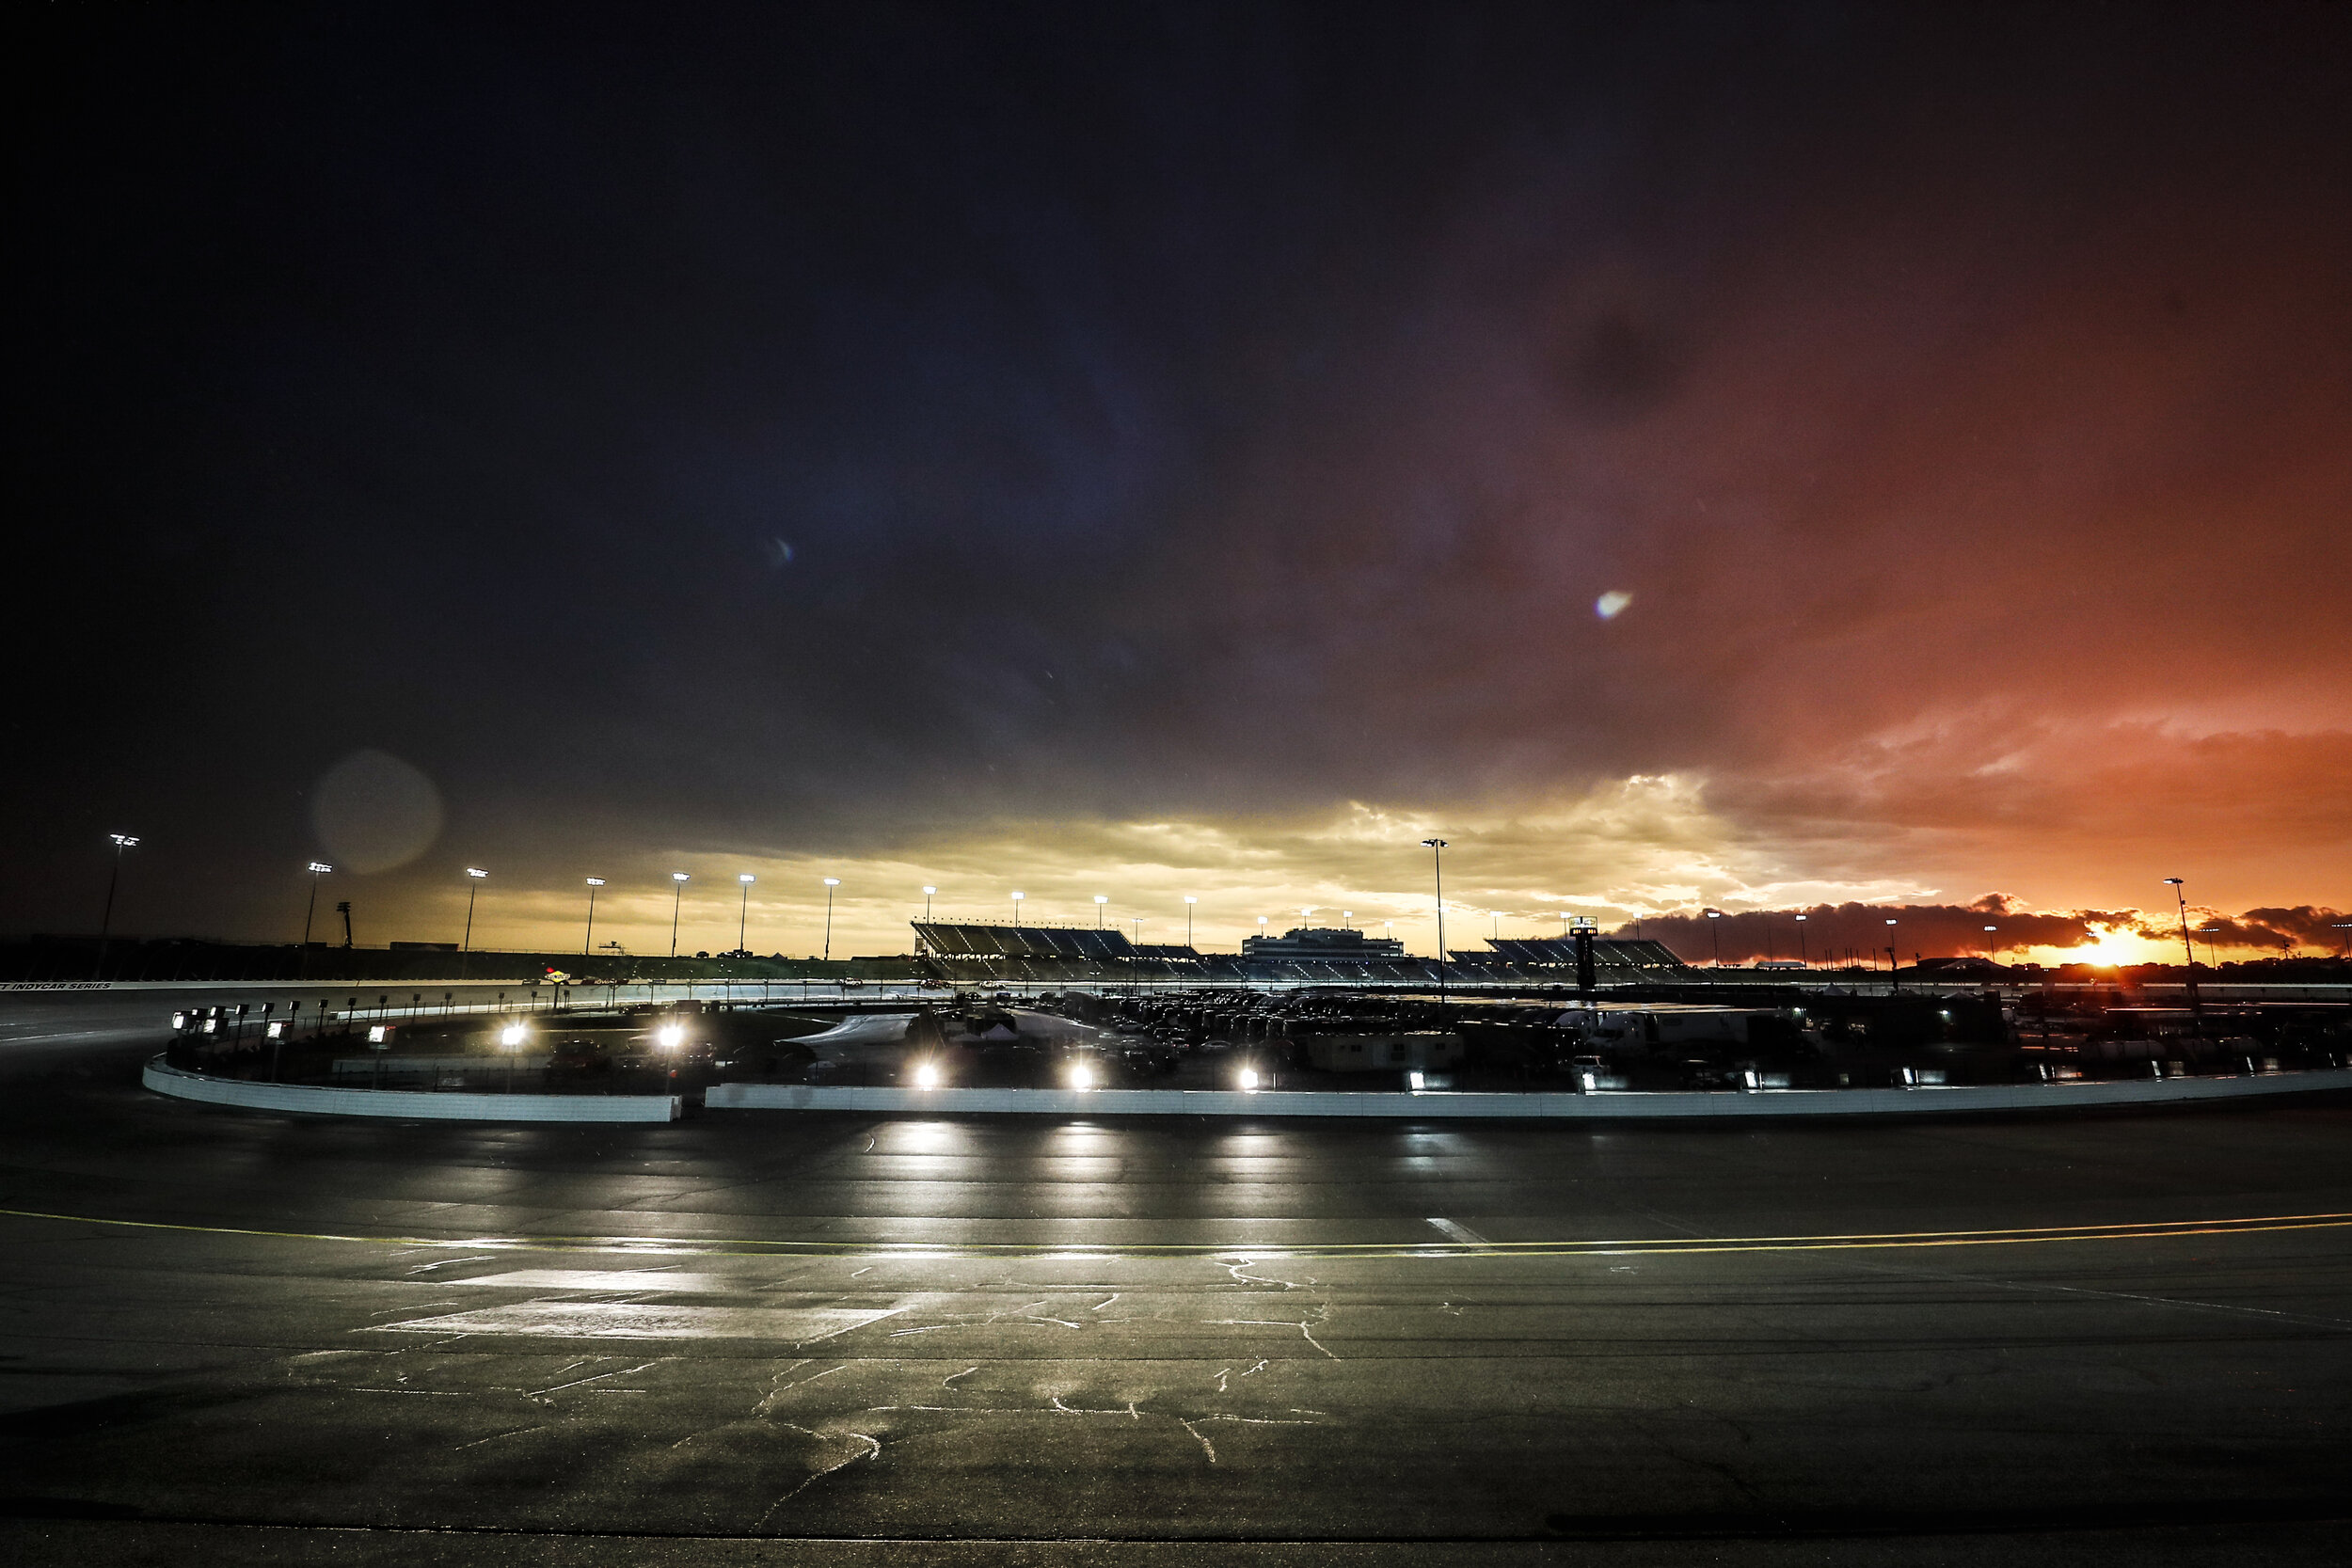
4 995 2351 1563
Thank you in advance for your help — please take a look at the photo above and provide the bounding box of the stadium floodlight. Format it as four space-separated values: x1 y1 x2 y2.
301 862 334 949
1094 894 1108 927
913 1062 942 1090
1011 891 1025 926
922 886 936 921
657 1023 684 1050
1069 1062 1096 1092
460 867 489 955
1184 895 1197 946
821 878 842 961
2163 879 2203 1020
97 829 142 973
668 872 690 957
736 874 756 954
1237 1067 1261 1092
500 1023 527 1047
583 879 605 956
1705 908 1724 966
1420 840 1449 1008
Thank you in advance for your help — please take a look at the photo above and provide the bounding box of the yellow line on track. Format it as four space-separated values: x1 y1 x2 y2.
6 1204 2352 1259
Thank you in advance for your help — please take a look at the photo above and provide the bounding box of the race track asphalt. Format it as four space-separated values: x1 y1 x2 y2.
3 993 2350 1565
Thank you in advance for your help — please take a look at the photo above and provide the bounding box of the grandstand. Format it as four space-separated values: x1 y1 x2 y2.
1465 937 1692 981
907 922 1694 987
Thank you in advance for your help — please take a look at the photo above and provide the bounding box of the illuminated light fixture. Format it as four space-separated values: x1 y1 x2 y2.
1407 1069 1425 1091
266 1021 286 1039
1184 895 1197 945
468 867 488 879
171 1012 186 1030
1094 894 1108 927
821 877 841 960
1236 1067 1261 1092
1595 589 1633 620
922 885 936 921
913 1062 942 1090
669 872 689 958
367 1025 388 1043
657 1023 685 1050
1068 1062 1096 1092
500 1023 527 1047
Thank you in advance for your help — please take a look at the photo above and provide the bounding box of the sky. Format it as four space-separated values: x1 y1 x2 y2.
6 2 2349 966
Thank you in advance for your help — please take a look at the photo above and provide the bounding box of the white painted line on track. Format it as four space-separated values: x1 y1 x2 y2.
1425 1217 1488 1245
371 1302 905 1340
452 1270 731 1292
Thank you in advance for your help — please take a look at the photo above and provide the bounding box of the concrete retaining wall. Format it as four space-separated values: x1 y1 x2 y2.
143 1057 679 1122
705 1069 2352 1119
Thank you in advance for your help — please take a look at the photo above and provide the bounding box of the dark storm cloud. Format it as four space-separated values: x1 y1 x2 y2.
6 3 2349 942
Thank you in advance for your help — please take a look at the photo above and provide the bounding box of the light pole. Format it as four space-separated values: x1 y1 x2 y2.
2198 925 2221 969
1794 912 1808 967
1184 895 1197 946
1344 910 1354 931
1421 838 1449 1011
461 867 487 949
1884 918 1899 986
458 866 487 979
669 872 689 958
583 878 605 955
2163 878 2202 1023
302 862 333 946
1011 890 1025 927
822 878 840 960
1983 925 1998 962
2333 922 2352 959
1094 894 1108 927
737 874 755 954
1705 908 1723 966
923 885 936 921
96 832 139 973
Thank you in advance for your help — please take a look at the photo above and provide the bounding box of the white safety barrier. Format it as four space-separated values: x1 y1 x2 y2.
143 1057 679 1122
706 1069 2352 1119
